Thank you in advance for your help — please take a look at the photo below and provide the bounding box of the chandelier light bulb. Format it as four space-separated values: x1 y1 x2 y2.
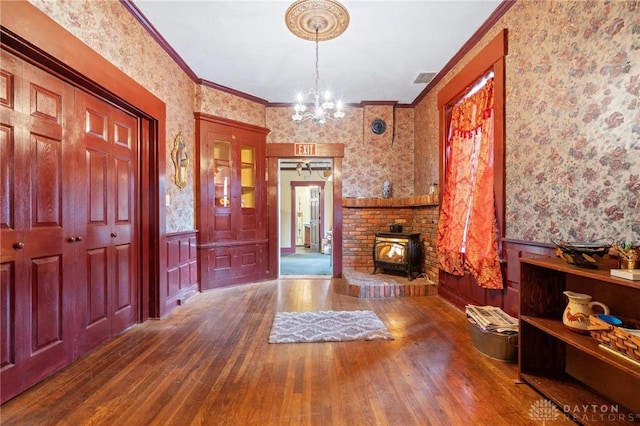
322 100 334 110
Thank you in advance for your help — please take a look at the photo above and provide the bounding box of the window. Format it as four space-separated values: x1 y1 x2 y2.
436 30 507 290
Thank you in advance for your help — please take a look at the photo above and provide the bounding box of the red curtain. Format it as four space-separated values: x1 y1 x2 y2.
436 79 503 289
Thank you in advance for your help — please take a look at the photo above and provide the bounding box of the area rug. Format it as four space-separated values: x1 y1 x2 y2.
268 310 394 343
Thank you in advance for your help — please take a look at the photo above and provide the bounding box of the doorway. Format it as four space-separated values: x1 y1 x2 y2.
265 143 344 279
278 159 332 276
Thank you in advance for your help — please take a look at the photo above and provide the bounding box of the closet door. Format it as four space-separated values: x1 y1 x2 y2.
1 50 77 401
75 90 138 352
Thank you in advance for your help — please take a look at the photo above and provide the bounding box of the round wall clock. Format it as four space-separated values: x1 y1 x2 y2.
371 118 387 135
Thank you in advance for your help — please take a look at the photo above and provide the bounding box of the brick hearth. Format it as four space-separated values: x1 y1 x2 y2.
343 269 437 299
342 196 439 285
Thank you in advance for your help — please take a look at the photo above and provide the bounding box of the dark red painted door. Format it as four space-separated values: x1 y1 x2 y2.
1 50 77 402
0 50 139 403
75 90 138 353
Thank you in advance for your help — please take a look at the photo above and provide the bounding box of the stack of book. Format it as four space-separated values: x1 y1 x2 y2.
610 269 640 281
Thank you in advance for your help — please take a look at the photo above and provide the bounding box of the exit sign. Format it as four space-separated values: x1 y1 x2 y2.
294 143 316 156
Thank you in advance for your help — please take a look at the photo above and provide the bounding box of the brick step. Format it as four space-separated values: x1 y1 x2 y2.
343 269 437 298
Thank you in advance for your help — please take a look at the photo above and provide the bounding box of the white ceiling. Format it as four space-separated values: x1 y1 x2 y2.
133 0 502 105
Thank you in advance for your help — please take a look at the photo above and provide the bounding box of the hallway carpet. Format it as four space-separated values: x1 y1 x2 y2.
280 251 331 275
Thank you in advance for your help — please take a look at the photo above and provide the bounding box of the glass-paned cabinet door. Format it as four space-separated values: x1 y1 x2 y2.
240 145 255 208
214 141 231 208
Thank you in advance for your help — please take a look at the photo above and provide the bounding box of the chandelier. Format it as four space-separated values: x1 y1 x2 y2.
285 0 350 124
292 26 344 123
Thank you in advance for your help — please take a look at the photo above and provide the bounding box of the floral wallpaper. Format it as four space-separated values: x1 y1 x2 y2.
505 0 639 244
415 0 640 244
195 85 266 127
414 101 440 194
266 105 415 198
28 0 639 244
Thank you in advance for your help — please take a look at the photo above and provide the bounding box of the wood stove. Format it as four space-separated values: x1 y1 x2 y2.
372 232 422 280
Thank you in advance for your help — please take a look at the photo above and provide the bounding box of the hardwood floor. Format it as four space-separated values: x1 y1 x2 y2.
1 277 549 425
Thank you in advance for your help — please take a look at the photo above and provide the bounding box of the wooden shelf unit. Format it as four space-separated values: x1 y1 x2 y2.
195 113 269 289
519 257 640 423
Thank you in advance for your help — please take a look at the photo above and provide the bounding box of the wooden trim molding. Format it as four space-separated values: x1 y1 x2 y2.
502 237 555 250
197 79 269 105
194 112 270 135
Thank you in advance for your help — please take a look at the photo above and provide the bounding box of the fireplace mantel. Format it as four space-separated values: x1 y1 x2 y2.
343 195 439 208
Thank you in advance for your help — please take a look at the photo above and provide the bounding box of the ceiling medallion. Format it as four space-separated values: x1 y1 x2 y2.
285 0 350 42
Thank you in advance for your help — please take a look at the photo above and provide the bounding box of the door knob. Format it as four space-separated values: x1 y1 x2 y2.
13 242 25 249
111 232 117 238
75 236 82 242
68 237 77 243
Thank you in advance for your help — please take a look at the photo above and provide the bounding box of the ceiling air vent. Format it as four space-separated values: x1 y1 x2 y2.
413 72 436 84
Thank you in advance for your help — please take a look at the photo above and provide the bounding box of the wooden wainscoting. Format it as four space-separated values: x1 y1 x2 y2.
165 231 199 312
439 239 556 317
502 238 556 315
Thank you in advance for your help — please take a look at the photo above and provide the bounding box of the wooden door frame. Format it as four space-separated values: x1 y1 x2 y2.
1 2 167 319
266 143 343 279
288 181 325 254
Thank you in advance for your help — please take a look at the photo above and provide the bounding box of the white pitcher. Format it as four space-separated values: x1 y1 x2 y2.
563 291 609 334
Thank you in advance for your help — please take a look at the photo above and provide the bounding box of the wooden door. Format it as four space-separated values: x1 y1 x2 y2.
75 90 138 352
310 187 320 252
1 50 77 401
